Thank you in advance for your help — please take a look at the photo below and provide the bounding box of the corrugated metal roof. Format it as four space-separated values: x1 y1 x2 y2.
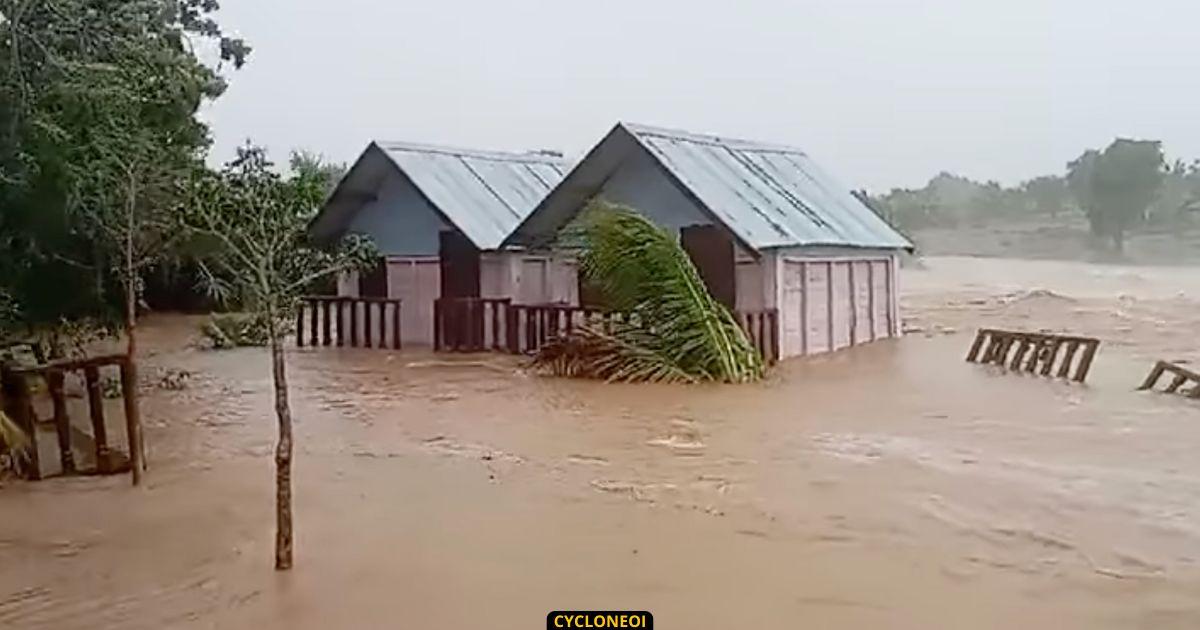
376 141 567 250
622 123 911 250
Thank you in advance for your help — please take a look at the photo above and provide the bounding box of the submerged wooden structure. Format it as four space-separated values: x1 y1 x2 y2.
966 329 1100 383
432 297 780 364
296 296 402 350
1138 361 1200 398
1 353 143 484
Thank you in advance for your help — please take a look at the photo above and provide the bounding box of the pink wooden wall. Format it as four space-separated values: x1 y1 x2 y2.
338 253 578 347
771 256 899 359
336 260 437 346
338 252 899 356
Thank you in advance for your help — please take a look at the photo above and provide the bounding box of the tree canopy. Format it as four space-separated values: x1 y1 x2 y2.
0 0 249 340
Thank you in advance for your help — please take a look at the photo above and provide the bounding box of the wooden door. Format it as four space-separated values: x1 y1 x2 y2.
680 224 736 311
439 230 481 299
358 258 389 298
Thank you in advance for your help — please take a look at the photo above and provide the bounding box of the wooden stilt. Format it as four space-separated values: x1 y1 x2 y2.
322 300 332 346
84 366 111 474
393 301 402 350
296 306 305 347
48 370 75 475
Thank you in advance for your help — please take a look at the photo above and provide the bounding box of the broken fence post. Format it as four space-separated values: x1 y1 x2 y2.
1138 360 1200 398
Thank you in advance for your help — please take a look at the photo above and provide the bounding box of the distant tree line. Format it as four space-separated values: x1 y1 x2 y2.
864 139 1200 254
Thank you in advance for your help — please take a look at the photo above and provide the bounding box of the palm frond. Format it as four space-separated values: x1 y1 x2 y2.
0 410 32 476
532 201 764 383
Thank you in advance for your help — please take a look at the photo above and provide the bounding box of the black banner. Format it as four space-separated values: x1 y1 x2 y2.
546 611 653 629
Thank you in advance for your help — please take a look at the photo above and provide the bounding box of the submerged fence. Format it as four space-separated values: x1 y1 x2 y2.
296 296 402 350
1 354 143 483
1139 361 1200 398
966 328 1100 383
433 298 779 364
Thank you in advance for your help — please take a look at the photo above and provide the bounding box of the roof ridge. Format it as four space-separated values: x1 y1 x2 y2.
375 140 568 165
619 122 808 155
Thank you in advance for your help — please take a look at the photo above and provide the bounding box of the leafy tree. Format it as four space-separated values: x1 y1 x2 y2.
182 146 375 570
533 202 762 383
1067 139 1165 254
289 151 347 200
1151 159 1200 223
0 0 249 344
1021 176 1069 218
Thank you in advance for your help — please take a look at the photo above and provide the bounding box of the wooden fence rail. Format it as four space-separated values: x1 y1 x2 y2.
433 298 780 364
434 298 511 352
1 353 142 483
1138 361 1200 397
296 296 401 350
737 309 780 365
966 328 1100 383
506 304 619 355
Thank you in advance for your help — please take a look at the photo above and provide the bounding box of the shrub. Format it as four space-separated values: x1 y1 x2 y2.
201 313 280 349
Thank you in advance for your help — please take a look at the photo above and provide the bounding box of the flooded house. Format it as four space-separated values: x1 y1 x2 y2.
308 141 570 345
504 123 913 359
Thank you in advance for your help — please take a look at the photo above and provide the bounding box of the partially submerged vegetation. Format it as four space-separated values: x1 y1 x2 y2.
533 203 763 383
201 313 276 349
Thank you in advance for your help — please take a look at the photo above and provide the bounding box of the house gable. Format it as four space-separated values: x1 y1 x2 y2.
347 167 451 256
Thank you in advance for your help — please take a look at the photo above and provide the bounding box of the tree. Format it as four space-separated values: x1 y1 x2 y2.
1151 159 1200 223
533 202 763 383
289 151 347 200
0 0 249 346
1068 139 1165 254
182 146 374 570
1021 176 1069 218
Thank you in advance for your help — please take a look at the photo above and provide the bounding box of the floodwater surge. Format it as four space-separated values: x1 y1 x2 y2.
2 257 1200 629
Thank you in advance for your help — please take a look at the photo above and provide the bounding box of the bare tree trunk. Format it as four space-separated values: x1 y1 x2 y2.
268 316 294 570
124 174 145 484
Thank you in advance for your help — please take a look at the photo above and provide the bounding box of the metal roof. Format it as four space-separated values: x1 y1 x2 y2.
310 141 567 251
376 142 567 250
621 123 912 251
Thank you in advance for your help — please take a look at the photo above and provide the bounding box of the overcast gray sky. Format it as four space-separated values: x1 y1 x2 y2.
201 0 1200 192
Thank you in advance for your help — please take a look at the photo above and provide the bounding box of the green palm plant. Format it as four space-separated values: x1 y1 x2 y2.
532 202 764 383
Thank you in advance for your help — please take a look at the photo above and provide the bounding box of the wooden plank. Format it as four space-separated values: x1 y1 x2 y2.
1073 341 1099 383
867 262 876 342
308 300 319 348
1040 340 1063 376
1024 340 1045 372
48 370 75 475
826 261 834 351
847 262 857 346
433 299 443 352
363 299 373 348
321 300 332 346
1009 338 1030 370
799 261 809 355
1057 341 1080 379
332 299 342 347
119 359 144 486
1165 373 1189 393
965 330 987 362
84 366 111 474
295 305 304 347
393 301 402 350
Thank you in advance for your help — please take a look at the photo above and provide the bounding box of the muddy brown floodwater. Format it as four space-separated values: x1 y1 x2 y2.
3 256 1200 629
